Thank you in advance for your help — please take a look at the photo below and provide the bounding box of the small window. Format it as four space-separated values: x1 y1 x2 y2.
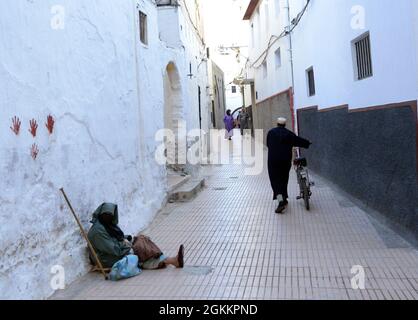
256 7 261 41
353 33 373 80
231 86 237 93
306 67 316 96
262 61 267 78
275 48 282 69
139 11 148 45
251 23 254 48
211 101 216 127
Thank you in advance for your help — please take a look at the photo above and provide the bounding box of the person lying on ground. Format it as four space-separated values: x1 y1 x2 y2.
87 203 184 270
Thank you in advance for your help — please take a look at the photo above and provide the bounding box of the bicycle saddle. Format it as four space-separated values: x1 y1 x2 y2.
294 157 307 167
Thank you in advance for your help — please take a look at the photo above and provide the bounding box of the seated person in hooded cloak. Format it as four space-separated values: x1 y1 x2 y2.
87 203 184 270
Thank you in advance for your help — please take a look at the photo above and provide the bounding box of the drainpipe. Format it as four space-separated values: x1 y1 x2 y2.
133 2 146 167
250 82 257 137
286 0 297 134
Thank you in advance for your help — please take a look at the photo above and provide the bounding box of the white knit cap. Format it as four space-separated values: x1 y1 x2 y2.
277 117 287 125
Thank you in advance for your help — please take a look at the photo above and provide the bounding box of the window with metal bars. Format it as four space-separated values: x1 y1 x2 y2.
275 48 282 69
139 11 148 45
307 67 315 96
353 33 373 80
156 0 178 6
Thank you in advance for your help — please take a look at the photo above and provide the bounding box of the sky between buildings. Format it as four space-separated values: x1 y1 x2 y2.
202 0 250 84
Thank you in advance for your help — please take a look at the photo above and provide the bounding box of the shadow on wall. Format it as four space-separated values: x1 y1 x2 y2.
297 102 418 245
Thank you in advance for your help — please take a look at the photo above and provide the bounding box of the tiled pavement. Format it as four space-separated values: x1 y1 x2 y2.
53 132 418 300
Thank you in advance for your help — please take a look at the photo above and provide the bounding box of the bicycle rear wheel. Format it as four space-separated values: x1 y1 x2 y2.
302 178 310 211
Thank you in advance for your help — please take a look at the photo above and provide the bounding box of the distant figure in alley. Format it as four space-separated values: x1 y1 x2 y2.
224 109 235 140
267 118 311 214
238 108 250 136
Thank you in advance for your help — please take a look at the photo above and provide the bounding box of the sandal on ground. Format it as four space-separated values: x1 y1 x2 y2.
177 245 185 268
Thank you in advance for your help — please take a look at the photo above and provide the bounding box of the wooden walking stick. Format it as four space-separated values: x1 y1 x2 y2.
59 188 109 280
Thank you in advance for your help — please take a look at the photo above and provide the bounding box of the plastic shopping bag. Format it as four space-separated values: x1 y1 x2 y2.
109 255 142 281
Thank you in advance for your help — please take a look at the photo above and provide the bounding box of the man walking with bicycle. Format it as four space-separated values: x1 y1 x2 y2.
267 118 312 214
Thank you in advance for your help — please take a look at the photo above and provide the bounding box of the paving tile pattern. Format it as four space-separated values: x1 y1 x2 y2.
53 135 418 300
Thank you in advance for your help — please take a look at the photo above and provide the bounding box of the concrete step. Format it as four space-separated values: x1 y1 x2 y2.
168 178 206 202
167 174 190 193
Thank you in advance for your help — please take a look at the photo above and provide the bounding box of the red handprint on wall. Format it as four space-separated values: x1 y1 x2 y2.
31 144 39 160
29 119 38 137
45 115 55 135
10 116 21 135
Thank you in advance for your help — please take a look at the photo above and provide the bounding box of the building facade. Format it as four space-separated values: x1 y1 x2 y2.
157 0 211 174
203 0 250 115
208 61 227 129
242 0 295 143
0 0 210 299
244 0 418 243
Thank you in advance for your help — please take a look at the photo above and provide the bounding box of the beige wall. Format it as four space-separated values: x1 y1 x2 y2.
211 61 226 129
253 89 293 144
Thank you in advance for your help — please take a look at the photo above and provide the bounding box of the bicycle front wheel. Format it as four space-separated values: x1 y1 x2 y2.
302 179 310 211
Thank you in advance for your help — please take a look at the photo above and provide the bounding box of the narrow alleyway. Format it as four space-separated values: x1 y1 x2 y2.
53 132 418 300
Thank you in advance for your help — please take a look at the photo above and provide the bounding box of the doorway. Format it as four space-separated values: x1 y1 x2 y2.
163 62 185 172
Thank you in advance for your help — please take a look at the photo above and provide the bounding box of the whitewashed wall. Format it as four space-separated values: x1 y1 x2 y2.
134 1 170 206
0 0 210 299
158 1 210 168
246 0 292 103
226 84 243 111
245 0 418 110
290 0 418 110
178 3 210 135
413 0 418 92
0 0 162 299
210 61 227 128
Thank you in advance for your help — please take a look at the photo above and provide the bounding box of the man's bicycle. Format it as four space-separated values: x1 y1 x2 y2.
293 155 314 211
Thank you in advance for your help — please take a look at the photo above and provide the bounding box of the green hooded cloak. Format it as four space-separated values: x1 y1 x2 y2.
87 203 131 268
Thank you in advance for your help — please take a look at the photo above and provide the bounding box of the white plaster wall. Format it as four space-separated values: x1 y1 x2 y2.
158 7 182 48
290 0 418 110
207 49 246 111
134 1 170 201
413 0 418 94
226 84 243 111
0 0 167 299
211 61 227 128
245 0 418 109
180 11 211 172
158 2 211 151
247 0 292 102
179 4 209 135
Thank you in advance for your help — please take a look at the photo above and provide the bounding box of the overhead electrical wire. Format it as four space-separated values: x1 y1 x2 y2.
179 0 206 47
247 0 311 70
